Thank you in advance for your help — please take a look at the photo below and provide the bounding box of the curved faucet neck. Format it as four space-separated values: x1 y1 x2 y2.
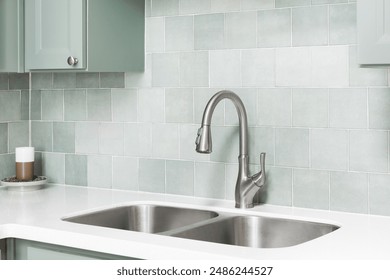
201 90 249 156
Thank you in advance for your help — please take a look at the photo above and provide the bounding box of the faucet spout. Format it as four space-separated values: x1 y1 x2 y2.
195 90 266 209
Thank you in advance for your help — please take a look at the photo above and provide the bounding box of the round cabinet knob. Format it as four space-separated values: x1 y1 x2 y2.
67 56 79 66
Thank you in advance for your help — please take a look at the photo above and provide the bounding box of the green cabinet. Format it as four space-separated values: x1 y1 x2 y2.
5 239 139 260
357 0 390 64
0 0 145 72
0 0 24 72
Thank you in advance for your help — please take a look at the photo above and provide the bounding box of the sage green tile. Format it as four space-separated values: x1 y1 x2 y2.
241 0 274 10
99 123 124 155
258 88 292 127
293 169 329 210
151 0 179 16
152 53 180 87
165 16 194 51
8 73 29 90
30 90 42 120
0 154 15 179
225 11 256 49
31 121 53 152
112 89 137 122
65 154 88 186
138 88 164 122
0 123 8 154
31 73 52 89
53 73 77 89
87 155 112 188
87 89 111 121
124 123 152 157
166 160 194 196
41 152 65 184
179 0 210 14
64 89 87 121
165 88 193 123
368 88 390 129
330 171 368 214
21 90 29 120
194 13 224 50
8 122 29 152
369 174 390 216
329 3 356 45
53 122 75 153
152 123 180 159
0 73 8 90
139 158 165 193
41 90 64 121
260 167 292 206
257 9 291 47
100 73 125 88
292 6 328 46
76 73 99 88
195 162 225 199
0 91 21 121
113 157 138 191
75 122 99 154
275 128 309 168
276 0 310 7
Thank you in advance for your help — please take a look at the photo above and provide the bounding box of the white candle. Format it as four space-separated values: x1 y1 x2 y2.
15 147 35 163
15 147 35 181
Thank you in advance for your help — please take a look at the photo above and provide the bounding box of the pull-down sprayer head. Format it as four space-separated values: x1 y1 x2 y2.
195 126 212 153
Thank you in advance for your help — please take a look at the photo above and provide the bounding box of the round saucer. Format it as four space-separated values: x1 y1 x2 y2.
1 176 48 191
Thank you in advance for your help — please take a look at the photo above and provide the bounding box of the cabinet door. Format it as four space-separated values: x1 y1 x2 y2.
25 0 86 70
358 0 390 64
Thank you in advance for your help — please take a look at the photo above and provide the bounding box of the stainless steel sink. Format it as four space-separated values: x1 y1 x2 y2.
63 204 339 248
63 204 218 233
172 215 339 248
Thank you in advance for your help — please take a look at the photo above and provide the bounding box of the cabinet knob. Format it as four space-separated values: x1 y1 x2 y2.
67 56 79 66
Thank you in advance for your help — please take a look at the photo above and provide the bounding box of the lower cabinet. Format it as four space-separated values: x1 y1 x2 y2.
3 238 139 260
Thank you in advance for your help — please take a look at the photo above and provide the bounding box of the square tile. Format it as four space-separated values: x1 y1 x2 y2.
241 49 275 87
152 53 180 87
166 160 194 195
329 3 356 45
349 130 388 173
87 89 111 121
165 88 194 123
31 121 53 152
41 153 65 184
99 123 124 155
311 129 348 170
275 128 309 167
152 123 180 159
124 123 152 157
87 155 112 188
368 88 390 129
225 11 256 48
260 167 292 206
292 6 328 46
65 154 88 186
293 169 329 210
257 9 291 47
111 89 137 122
180 51 209 87
53 122 75 153
195 162 225 199
139 158 165 193
113 157 138 191
369 174 390 216
165 16 194 51
75 122 99 154
258 88 292 127
138 88 165 122
41 90 64 121
194 13 224 50
64 89 87 121
330 171 368 214
329 88 367 129
292 88 328 128
210 50 241 87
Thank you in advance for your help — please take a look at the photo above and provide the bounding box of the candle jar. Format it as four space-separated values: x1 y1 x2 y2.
15 147 35 181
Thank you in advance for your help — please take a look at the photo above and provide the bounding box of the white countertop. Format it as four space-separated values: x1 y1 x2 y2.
0 184 389 260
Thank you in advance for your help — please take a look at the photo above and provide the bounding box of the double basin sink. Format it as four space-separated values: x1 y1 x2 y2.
62 204 340 249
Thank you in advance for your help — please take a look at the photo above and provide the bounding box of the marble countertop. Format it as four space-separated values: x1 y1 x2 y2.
0 184 389 259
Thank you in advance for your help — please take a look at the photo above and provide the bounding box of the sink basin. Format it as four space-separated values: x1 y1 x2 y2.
63 204 218 233
172 215 339 248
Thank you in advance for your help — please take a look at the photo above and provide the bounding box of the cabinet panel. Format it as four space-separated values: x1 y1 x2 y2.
7 239 138 260
25 0 86 70
358 0 390 64
0 0 24 72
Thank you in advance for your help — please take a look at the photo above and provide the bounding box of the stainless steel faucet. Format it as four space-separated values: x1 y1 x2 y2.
195 90 266 209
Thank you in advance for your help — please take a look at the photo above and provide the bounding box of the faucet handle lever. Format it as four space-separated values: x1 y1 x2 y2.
251 153 266 187
260 152 266 172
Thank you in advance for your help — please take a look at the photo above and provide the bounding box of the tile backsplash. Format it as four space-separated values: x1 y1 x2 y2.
3 0 390 216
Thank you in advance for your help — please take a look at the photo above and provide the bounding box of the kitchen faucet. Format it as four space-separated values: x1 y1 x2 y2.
195 90 266 208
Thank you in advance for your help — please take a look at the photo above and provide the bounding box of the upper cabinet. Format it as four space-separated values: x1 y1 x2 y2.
0 0 24 72
0 0 145 72
357 0 390 65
